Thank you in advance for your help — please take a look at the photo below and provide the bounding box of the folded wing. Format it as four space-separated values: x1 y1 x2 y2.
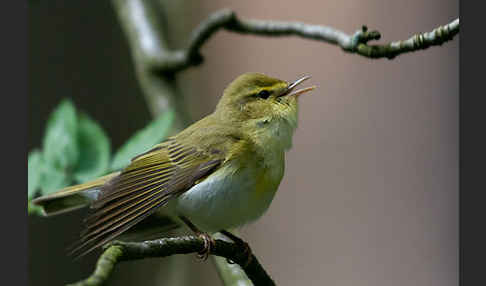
69 138 222 257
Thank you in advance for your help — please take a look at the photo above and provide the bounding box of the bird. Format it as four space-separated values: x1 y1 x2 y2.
32 72 316 259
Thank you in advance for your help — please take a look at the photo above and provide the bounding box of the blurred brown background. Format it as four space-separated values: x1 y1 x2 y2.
28 0 458 285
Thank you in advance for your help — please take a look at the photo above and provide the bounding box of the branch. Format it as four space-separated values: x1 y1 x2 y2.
111 0 190 128
67 235 275 286
212 231 253 285
112 3 459 121
148 9 459 73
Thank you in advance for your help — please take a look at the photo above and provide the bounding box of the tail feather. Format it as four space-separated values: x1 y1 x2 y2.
31 172 120 217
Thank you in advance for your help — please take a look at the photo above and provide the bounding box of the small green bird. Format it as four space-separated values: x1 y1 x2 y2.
32 72 316 258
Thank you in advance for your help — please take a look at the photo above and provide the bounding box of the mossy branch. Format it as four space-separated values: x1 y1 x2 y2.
67 235 274 286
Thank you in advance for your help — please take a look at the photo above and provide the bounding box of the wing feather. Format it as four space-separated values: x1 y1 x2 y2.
69 139 222 257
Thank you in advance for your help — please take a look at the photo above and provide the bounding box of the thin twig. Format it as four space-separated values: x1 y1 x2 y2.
67 235 274 286
146 9 459 73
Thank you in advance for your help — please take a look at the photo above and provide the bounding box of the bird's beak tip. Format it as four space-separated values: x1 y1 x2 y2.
284 75 316 98
294 85 317 98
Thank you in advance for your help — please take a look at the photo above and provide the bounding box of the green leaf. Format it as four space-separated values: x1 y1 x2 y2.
39 163 70 195
42 99 79 171
28 201 43 216
28 150 43 200
110 110 174 171
73 113 111 183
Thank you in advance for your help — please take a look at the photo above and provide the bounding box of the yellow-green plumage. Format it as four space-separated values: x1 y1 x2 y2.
32 72 315 257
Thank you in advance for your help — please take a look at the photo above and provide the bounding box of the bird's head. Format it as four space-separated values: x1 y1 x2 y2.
216 72 315 126
215 72 315 149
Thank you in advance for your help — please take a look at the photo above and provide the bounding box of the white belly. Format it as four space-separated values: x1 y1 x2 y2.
173 160 283 233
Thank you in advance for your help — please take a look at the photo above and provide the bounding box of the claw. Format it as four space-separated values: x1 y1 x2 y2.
196 233 214 261
178 216 215 261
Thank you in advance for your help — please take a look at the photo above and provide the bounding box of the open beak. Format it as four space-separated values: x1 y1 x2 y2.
280 75 316 98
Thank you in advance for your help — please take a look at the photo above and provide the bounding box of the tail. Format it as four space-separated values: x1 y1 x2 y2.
31 172 120 217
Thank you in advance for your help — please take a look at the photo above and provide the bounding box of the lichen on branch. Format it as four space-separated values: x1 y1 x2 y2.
148 9 459 73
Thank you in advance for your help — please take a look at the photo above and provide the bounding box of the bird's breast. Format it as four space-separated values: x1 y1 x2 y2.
173 152 285 233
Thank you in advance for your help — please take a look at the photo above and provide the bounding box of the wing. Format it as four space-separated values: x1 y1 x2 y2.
69 138 222 257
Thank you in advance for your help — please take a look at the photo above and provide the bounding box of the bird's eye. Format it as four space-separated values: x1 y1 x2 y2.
256 90 271 99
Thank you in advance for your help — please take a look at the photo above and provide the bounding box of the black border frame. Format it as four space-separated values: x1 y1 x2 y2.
459 1 485 285
4 1 484 285
4 1 28 286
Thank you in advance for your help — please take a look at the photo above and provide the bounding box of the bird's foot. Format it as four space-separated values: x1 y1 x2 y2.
178 216 215 261
196 232 215 261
